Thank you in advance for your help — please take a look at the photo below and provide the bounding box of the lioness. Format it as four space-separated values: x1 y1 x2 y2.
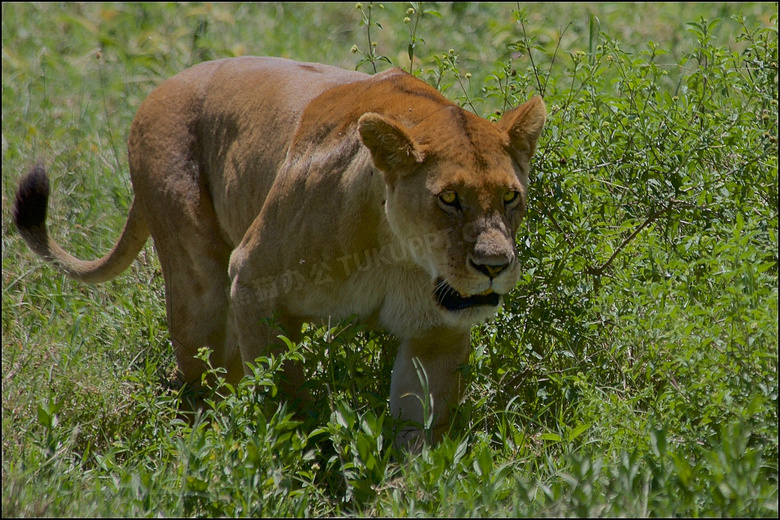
14 57 545 447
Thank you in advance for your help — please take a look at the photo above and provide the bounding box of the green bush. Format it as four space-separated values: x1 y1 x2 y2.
3 2 776 516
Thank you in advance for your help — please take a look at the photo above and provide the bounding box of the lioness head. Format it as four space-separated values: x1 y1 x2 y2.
358 96 546 327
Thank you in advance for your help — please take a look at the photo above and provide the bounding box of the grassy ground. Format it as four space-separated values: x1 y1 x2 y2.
2 2 777 516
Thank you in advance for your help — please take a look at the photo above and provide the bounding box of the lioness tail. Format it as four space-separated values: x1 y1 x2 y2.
13 163 150 284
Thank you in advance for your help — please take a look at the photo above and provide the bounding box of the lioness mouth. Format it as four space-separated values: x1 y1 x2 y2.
434 277 500 311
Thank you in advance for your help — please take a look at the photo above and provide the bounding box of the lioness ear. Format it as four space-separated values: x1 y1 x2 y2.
497 95 547 168
358 113 425 181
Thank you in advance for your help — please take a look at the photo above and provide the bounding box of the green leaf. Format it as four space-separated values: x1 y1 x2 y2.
568 423 591 442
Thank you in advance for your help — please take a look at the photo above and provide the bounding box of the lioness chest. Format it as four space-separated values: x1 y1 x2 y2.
283 257 448 339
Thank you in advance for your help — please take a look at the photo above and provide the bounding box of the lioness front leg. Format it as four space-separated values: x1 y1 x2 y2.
229 274 309 405
390 330 471 449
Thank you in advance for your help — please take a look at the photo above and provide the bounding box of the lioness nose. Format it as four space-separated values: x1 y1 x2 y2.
470 259 509 279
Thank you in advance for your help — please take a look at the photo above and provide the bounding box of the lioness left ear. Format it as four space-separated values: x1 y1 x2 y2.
358 113 425 182
496 96 547 168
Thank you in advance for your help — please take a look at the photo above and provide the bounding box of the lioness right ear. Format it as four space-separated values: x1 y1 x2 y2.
358 113 425 182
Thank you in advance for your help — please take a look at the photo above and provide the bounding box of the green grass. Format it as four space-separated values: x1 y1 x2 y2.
2 2 777 516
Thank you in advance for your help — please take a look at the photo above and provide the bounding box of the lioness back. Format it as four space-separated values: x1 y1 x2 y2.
128 57 369 247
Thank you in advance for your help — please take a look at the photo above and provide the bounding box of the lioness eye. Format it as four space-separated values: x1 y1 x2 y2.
503 190 520 205
439 191 459 207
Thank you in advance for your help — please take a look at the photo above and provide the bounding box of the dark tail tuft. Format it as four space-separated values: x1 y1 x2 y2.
14 163 50 234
